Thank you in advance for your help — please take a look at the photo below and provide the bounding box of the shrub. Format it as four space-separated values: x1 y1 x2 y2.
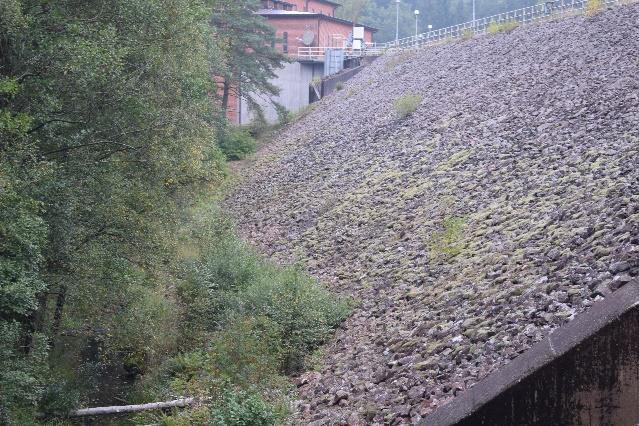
210 388 277 426
209 316 284 388
141 202 348 424
240 267 349 373
179 231 349 374
178 236 265 341
247 107 269 138
0 322 49 422
394 94 422 119
218 127 257 161
273 102 292 127
335 82 344 91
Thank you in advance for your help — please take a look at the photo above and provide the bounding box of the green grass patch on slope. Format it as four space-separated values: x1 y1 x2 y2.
394 94 423 119
430 217 467 260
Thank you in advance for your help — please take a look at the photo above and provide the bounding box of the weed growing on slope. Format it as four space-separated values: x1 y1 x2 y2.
488 19 519 34
274 102 292 126
462 28 475 40
586 0 603 16
394 94 422 119
430 217 467 260
437 149 473 171
218 127 258 161
384 51 415 71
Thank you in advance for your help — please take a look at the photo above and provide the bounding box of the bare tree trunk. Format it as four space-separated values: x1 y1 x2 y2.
222 79 230 112
69 398 195 417
52 284 66 337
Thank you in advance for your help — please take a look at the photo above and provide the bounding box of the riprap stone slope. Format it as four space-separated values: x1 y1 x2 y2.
226 4 639 424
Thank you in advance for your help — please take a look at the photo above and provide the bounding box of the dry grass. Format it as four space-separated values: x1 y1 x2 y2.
586 0 603 15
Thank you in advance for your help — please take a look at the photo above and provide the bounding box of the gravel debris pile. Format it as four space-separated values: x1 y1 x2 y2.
226 4 639 425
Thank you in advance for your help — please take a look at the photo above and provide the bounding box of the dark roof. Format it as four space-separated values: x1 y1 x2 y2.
314 0 342 6
266 0 342 8
257 10 378 32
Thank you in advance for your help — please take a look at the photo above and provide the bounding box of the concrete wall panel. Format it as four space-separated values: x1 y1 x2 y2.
424 281 639 426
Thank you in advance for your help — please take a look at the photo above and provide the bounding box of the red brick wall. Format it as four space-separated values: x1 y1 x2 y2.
363 29 373 43
266 16 375 54
214 76 239 123
318 19 353 47
267 17 320 54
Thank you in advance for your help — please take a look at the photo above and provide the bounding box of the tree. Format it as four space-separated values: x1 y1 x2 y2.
1 0 225 420
210 0 287 112
0 0 338 423
337 0 373 23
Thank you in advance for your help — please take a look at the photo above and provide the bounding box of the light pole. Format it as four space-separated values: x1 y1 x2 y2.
395 0 400 46
414 9 419 45
472 0 476 29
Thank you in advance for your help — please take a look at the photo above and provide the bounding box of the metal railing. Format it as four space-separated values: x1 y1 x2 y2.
297 44 385 60
382 0 619 50
296 0 621 60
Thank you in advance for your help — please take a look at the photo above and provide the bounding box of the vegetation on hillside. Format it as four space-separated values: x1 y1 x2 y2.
0 0 345 424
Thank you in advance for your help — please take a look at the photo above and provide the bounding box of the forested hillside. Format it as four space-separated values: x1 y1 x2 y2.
338 0 536 42
0 1 346 424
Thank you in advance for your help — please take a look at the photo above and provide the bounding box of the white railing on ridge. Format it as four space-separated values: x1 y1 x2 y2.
297 44 384 60
381 0 619 50
296 0 620 60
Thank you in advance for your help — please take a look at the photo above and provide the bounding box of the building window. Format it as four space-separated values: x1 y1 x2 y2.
282 32 288 53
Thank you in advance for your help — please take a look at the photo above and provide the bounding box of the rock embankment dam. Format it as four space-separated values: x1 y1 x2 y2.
227 3 639 425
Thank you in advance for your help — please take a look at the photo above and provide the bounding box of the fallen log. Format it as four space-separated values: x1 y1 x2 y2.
69 398 195 417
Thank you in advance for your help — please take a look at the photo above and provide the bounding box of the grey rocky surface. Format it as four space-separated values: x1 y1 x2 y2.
226 4 639 425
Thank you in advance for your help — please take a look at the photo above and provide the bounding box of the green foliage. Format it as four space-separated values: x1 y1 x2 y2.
430 217 467 260
0 0 340 423
212 0 287 113
336 82 344 91
394 94 423 119
274 102 292 127
179 231 349 374
210 388 277 426
137 204 348 423
241 268 349 373
219 127 258 160
0 322 49 421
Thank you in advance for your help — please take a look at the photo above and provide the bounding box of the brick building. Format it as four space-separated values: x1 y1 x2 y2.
225 0 377 125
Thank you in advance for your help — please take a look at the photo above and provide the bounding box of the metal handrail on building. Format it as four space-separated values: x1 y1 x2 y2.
297 44 385 60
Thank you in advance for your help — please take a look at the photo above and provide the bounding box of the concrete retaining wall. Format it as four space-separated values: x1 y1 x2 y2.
321 65 365 97
424 280 639 426
239 61 323 125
